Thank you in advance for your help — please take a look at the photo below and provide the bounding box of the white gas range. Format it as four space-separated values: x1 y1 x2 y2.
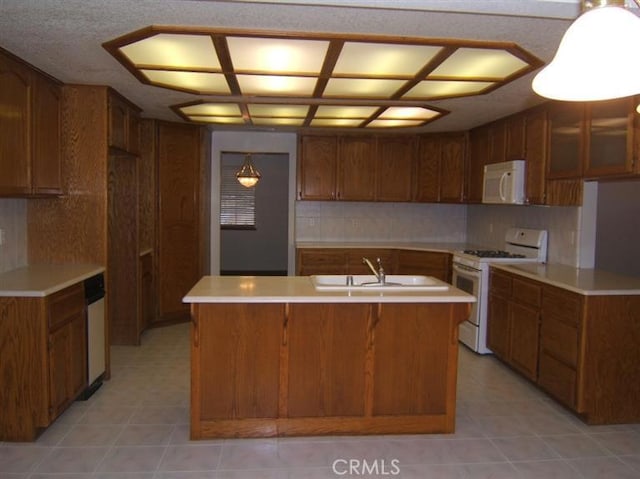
452 228 548 354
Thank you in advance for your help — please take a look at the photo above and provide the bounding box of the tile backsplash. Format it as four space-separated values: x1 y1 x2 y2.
466 204 581 266
295 201 467 243
0 199 28 273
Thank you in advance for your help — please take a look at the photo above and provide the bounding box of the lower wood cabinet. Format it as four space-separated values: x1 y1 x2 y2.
487 269 540 381
191 301 468 438
488 267 640 424
0 282 87 441
296 247 451 281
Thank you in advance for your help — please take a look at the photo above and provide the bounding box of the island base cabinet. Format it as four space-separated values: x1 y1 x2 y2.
190 302 469 439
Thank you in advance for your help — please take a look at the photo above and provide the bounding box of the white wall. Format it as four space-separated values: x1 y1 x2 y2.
0 199 27 274
210 131 297 275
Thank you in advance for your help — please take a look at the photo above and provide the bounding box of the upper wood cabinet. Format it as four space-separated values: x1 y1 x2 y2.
297 135 337 200
375 136 414 202
504 114 527 161
547 102 586 179
0 48 62 197
337 136 377 201
415 133 466 203
584 96 635 178
524 108 548 205
466 126 490 203
108 90 141 156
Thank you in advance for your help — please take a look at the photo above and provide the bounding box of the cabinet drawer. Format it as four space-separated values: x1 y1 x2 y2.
489 270 512 297
297 250 346 266
540 315 579 368
48 283 85 331
512 278 541 307
348 249 395 274
538 352 577 409
542 285 582 325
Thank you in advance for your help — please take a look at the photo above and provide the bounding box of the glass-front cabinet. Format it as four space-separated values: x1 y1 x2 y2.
584 96 635 178
547 102 585 179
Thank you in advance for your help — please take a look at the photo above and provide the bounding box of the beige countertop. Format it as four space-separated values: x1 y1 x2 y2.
183 275 475 304
0 264 105 297
493 263 640 296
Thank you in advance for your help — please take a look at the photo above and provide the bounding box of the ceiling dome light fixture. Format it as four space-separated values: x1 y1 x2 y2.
236 154 261 188
532 0 640 102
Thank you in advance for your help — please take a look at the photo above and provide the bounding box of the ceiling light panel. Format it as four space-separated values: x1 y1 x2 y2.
315 105 379 118
333 42 442 77
236 74 318 96
120 33 221 70
180 103 242 116
227 37 328 74
403 80 495 99
142 70 231 94
104 26 543 129
248 104 309 117
430 48 529 79
323 78 406 98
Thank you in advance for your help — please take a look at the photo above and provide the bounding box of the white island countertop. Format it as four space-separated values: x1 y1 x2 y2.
493 263 640 296
184 275 475 304
0 264 105 297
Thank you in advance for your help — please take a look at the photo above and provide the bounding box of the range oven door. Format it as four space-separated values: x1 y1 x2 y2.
452 262 482 326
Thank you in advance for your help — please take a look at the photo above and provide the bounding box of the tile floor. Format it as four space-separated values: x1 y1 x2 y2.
1 322 639 478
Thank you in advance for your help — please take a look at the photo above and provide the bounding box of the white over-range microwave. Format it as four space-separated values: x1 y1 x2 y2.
482 160 526 205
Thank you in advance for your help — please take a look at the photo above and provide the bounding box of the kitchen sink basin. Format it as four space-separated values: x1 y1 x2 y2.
310 274 449 291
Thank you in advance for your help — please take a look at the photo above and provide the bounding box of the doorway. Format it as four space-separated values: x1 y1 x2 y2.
219 152 289 275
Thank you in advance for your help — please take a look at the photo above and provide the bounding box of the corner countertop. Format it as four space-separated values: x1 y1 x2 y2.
183 275 475 304
492 263 640 296
0 264 105 297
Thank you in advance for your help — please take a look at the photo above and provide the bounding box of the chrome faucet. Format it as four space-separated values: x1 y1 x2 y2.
362 257 385 284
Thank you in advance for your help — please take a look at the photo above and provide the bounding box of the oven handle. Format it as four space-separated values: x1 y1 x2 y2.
452 262 482 278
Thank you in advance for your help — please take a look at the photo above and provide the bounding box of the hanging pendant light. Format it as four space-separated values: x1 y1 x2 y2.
236 153 261 188
532 0 640 102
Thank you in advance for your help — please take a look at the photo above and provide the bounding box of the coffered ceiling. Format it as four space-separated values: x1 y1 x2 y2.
0 0 586 132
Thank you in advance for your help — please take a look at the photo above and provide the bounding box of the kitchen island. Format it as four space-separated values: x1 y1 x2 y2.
183 275 474 439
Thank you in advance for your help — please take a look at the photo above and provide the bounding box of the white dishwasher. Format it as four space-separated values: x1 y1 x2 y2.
80 273 106 399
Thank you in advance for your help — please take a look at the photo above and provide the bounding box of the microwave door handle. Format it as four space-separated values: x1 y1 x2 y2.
499 172 509 202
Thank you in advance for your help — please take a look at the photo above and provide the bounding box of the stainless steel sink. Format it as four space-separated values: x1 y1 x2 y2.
310 274 449 291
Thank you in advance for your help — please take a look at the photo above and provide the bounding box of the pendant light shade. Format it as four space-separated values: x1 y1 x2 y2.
532 1 640 102
236 154 261 188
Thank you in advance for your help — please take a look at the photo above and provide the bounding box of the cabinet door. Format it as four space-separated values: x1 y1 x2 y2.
548 102 585 179
375 136 414 201
396 250 451 282
157 122 204 322
508 302 540 381
31 75 62 195
139 252 154 330
524 108 548 205
584 97 634 178
287 304 369 417
439 134 466 203
194 304 283 420
48 310 86 420
488 122 507 164
487 293 510 359
347 249 396 275
298 135 337 200
415 136 440 202
108 94 128 151
505 114 526 160
337 136 376 201
296 248 347 275
373 304 451 415
0 52 31 195
467 126 490 203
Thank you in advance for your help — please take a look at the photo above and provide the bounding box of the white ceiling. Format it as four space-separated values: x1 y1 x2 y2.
0 0 587 132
